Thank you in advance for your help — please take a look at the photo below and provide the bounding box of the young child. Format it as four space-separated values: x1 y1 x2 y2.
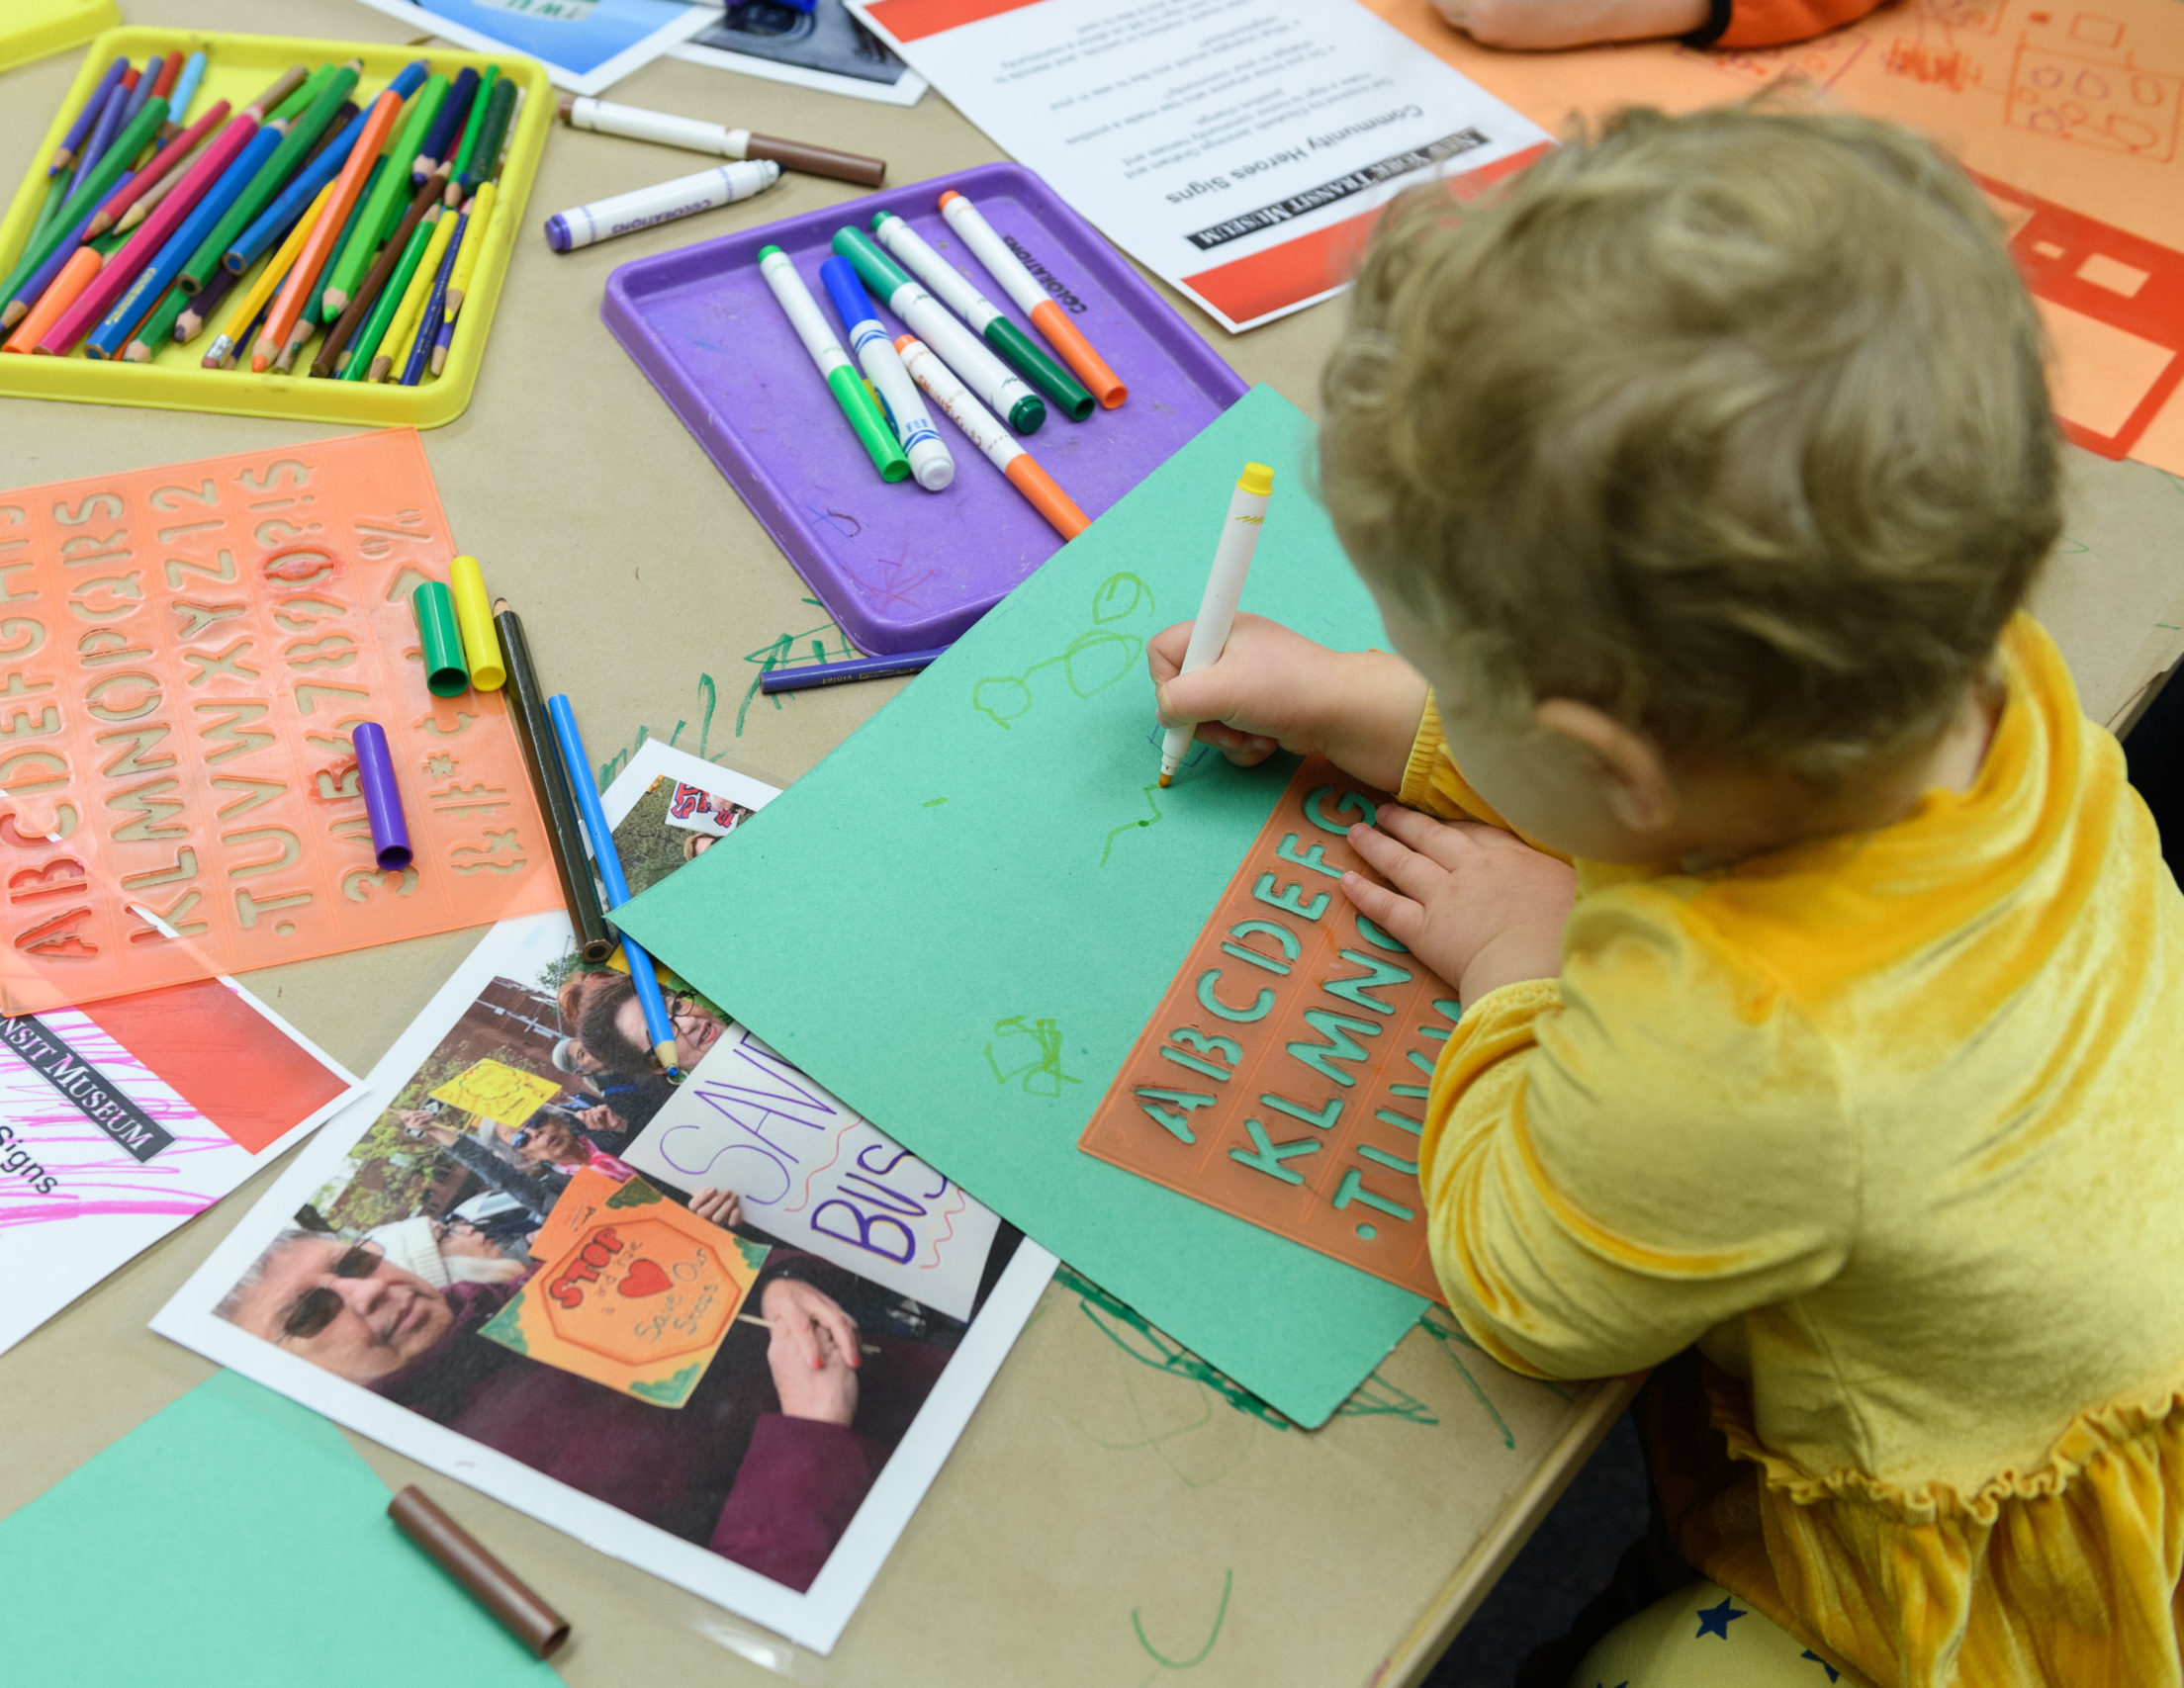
1154 106 2184 1687
1433 0 1882 52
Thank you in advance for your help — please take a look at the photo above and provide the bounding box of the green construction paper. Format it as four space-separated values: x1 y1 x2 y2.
619 384 1427 1427
0 1372 558 1686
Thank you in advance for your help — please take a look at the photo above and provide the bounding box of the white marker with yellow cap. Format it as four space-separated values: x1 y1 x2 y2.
1159 462 1275 787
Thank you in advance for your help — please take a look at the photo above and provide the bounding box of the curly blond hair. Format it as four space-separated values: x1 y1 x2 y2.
1320 103 2060 781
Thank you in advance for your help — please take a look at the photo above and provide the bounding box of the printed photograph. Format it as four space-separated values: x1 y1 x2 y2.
688 0 913 89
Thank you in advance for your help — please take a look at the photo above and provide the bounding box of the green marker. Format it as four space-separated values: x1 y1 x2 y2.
181 61 361 296
448 65 499 197
340 206 440 381
458 75 515 197
868 209 1093 423
0 94 166 307
759 244 909 485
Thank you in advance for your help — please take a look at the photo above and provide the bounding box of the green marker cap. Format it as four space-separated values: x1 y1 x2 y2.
831 225 912 301
987 315 1094 422
411 581 470 697
827 366 911 484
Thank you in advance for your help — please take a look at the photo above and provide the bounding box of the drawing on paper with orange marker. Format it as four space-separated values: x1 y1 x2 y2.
479 1175 770 1407
0 430 558 1015
1078 756 1456 1301
1361 0 2184 474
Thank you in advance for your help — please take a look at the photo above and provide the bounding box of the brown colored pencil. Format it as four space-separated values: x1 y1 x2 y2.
310 166 446 380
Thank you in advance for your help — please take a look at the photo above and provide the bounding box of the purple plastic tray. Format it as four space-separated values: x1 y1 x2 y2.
602 162 1249 655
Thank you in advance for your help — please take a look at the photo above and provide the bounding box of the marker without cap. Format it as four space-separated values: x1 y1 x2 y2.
559 94 885 187
1159 464 1274 787
820 256 951 492
760 244 907 485
895 334 1088 542
544 159 779 252
939 190 1127 410
832 225 1045 435
871 211 1093 422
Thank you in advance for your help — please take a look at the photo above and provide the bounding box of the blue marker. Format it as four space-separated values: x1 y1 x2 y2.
819 253 954 492
545 694 686 1080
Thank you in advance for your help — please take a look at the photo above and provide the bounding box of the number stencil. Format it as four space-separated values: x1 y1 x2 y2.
0 432 557 1013
1079 757 1459 1300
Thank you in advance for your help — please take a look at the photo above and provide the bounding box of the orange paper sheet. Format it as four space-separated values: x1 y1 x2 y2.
1361 0 2184 474
1079 758 1458 1301
481 1175 769 1408
0 431 559 1013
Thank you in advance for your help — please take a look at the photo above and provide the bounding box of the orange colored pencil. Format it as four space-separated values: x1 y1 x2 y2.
253 87 400 373
4 248 100 354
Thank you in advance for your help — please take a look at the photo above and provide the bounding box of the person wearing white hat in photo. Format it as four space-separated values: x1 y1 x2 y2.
364 1215 527 1289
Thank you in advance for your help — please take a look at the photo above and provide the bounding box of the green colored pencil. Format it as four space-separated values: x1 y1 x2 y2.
27 166 74 250
459 78 515 196
339 204 438 381
310 154 384 326
124 283 193 361
447 65 499 200
321 94 422 316
268 63 332 126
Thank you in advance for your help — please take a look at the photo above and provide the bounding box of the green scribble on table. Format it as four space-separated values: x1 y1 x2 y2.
738 599 860 735
598 673 729 789
1057 1265 1294 1431
984 1015 1083 1098
1133 1568 1233 1671
972 573 1154 729
1336 1368 1440 1425
1101 782 1164 866
1421 1304 1556 1448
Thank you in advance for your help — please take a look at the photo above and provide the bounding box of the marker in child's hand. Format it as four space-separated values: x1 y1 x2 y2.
1159 463 1274 788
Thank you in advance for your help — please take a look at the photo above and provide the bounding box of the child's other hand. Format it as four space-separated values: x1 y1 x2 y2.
1431 0 1708 48
1150 614 1428 792
1342 808 1576 1002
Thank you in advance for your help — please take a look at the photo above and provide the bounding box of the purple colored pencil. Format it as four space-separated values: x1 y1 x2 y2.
73 76 135 187
175 260 240 343
6 172 131 321
51 57 128 174
352 724 412 870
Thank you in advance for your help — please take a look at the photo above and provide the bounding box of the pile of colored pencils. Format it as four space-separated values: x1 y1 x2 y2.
1 48 516 383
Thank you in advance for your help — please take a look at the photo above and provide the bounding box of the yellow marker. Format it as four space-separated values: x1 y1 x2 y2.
445 178 494 319
1159 462 1274 788
204 179 334 370
448 556 506 689
373 204 458 383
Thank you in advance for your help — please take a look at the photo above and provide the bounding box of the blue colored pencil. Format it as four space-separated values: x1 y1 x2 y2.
760 649 948 693
164 51 207 136
415 67 478 184
226 105 366 272
401 205 464 386
50 57 126 174
86 125 284 360
73 76 134 187
545 693 685 1078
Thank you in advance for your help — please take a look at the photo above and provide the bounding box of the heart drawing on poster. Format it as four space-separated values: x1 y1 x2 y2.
618 1258 672 1298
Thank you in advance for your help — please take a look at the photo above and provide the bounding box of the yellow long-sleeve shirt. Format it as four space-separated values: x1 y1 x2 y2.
1407 615 2184 1687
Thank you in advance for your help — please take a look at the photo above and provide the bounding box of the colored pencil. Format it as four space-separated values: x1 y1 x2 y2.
137 55 180 157
312 167 443 379
72 73 136 187
449 66 499 196
443 177 492 319
224 101 358 270
5 248 99 354
87 101 229 237
26 166 75 253
122 282 193 362
370 203 454 381
50 57 126 174
161 51 207 140
416 68 477 184
459 77 515 198
388 71 449 190
257 87 401 373
323 88 428 317
204 190 313 372
341 203 439 381
1 173 126 330
760 649 948 693
171 258 241 344
182 61 357 294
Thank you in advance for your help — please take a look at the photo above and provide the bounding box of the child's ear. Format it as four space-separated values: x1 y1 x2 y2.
1534 699 1679 837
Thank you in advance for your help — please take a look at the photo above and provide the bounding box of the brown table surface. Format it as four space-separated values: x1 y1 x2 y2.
2 4 2178 1683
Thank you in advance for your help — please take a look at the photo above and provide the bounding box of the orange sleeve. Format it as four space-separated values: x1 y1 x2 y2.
1688 0 1880 49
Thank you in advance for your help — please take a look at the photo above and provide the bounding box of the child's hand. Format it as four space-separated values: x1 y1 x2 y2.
1431 0 1709 48
1150 614 1428 792
1341 808 1577 1001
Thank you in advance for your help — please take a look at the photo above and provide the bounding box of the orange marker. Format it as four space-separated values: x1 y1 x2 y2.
4 248 100 354
939 189 1126 410
254 86 401 373
894 334 1089 542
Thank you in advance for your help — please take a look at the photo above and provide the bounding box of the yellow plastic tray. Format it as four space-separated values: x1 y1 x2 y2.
0 28 549 428
0 0 120 74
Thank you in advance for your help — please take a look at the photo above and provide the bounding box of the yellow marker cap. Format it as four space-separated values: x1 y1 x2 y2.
447 556 507 690
1237 462 1274 496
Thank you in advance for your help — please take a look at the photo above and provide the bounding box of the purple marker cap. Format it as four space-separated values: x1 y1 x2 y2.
352 722 413 872
544 214 571 253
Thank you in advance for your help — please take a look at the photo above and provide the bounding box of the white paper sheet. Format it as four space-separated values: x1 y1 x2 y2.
851 0 1554 331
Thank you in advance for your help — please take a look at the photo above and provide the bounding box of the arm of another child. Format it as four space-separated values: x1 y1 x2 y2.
1433 0 1882 50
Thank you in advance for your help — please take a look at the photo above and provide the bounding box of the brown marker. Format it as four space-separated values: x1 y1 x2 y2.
560 93 886 188
389 1485 570 1658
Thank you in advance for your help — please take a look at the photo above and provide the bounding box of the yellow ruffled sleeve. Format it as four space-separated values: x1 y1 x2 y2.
1399 692 1513 826
1420 892 1858 1380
